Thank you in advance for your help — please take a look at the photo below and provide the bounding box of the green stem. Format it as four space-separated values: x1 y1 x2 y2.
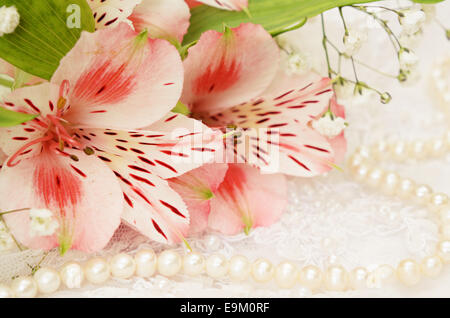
321 14 333 78
351 5 402 52
0 215 23 251
30 251 50 275
0 208 30 216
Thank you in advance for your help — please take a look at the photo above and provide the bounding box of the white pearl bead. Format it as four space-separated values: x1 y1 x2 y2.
228 255 251 282
157 250 182 277
135 249 157 278
0 284 14 298
426 138 447 157
437 241 450 263
371 141 388 159
183 252 205 276
389 141 408 161
381 172 400 195
34 267 61 294
408 140 428 159
413 184 433 205
356 146 371 158
398 178 416 199
439 206 450 224
60 262 84 289
366 168 384 187
421 256 443 278
429 193 449 211
110 253 136 279
252 259 274 283
397 259 421 286
84 257 110 284
441 224 450 240
324 265 349 291
10 276 38 298
352 163 371 181
298 265 322 291
274 261 298 289
367 265 395 288
205 254 229 279
347 153 365 169
349 267 368 290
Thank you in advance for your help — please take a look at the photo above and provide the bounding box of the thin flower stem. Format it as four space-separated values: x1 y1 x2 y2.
361 5 403 16
0 208 30 216
351 5 402 52
321 14 333 78
30 251 50 275
0 215 23 251
338 7 359 82
352 58 398 79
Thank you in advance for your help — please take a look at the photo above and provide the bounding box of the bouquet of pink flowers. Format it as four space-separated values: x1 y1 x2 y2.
0 0 443 255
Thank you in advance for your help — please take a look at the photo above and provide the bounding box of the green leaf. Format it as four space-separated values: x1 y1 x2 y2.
184 0 382 45
0 106 36 127
0 0 95 81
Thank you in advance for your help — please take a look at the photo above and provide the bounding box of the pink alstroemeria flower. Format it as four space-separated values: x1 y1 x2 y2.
185 0 248 11
0 23 219 253
170 23 346 235
182 23 347 177
89 0 191 44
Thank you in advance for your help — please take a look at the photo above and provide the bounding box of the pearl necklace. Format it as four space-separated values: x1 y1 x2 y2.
1 60 449 299
2 132 450 298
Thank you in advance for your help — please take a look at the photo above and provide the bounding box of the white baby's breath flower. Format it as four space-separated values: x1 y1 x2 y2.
312 114 347 139
399 7 426 35
334 78 355 100
0 221 15 252
343 28 368 56
29 209 59 237
0 5 20 37
286 52 311 75
399 50 419 71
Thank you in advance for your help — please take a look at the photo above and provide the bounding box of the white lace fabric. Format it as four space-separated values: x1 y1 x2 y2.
1 0 450 298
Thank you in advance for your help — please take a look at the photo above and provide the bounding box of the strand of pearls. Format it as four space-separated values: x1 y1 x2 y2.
431 56 450 112
2 135 450 297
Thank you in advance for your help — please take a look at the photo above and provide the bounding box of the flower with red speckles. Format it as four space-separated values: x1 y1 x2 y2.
182 23 347 177
0 23 220 254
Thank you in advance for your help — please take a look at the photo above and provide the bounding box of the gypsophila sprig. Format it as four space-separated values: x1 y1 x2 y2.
0 5 20 37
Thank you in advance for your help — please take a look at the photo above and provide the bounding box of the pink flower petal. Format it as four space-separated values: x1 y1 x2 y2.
129 0 191 43
169 163 228 234
181 23 279 114
92 152 190 244
0 146 123 253
88 0 141 29
200 70 338 176
208 164 287 235
73 113 222 179
51 23 184 130
186 0 248 11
